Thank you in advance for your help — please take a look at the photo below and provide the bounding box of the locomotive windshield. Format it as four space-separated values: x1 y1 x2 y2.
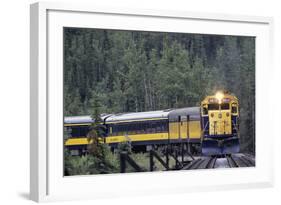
207 103 229 110
221 103 230 110
208 104 219 110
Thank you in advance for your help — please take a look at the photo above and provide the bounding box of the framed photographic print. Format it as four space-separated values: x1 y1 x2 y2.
30 2 274 202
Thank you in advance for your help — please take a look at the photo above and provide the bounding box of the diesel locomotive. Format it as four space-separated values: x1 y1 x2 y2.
201 91 240 155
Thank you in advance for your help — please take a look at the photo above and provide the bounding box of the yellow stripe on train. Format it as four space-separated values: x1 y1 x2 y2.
106 132 169 143
65 133 169 146
65 138 92 146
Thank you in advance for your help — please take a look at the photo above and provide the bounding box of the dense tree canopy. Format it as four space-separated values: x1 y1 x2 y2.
64 28 255 153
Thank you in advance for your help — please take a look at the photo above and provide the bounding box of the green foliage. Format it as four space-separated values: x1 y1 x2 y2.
64 28 255 154
64 152 93 176
117 142 132 154
64 147 119 176
89 93 102 124
86 93 117 173
88 144 119 174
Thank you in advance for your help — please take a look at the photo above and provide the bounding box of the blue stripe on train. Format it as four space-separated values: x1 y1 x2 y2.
201 116 209 134
231 116 238 134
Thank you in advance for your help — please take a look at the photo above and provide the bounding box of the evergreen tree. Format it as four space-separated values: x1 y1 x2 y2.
86 94 116 173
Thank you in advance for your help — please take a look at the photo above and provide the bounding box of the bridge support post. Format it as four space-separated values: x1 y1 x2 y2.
120 151 127 173
150 150 154 171
165 146 169 169
181 143 184 163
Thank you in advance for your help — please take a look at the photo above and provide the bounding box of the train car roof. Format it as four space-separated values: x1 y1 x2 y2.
64 114 110 124
105 109 171 123
168 107 200 121
64 110 171 124
64 107 200 124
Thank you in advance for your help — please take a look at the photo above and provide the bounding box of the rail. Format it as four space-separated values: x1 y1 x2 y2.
182 154 254 170
226 155 239 168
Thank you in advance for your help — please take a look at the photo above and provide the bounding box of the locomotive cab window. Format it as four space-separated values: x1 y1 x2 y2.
232 103 238 114
221 103 230 110
208 104 219 110
202 104 208 115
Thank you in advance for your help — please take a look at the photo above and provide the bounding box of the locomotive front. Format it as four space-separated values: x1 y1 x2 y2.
201 91 239 155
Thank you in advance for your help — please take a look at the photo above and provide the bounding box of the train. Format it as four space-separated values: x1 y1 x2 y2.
64 91 239 156
201 91 240 155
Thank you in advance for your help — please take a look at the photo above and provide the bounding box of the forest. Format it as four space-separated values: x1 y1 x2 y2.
63 27 255 153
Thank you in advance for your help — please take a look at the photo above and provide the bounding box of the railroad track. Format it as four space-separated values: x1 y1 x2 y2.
238 155 255 167
182 156 217 170
181 153 254 170
205 156 217 169
226 155 239 168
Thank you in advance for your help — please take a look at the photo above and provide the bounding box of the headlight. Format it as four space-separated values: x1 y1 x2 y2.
215 91 224 104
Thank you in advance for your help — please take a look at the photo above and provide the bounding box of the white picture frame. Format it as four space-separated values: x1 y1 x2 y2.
30 2 274 202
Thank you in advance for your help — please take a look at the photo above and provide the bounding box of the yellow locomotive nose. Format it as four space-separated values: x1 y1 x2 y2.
209 110 231 135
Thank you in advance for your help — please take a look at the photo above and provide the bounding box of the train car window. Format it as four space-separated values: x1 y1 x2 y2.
143 122 147 133
150 122 157 133
116 124 122 135
135 122 142 134
221 103 230 110
70 126 90 138
112 124 122 136
133 123 139 134
146 122 153 133
114 124 120 135
156 122 162 132
163 122 168 131
143 122 148 133
208 104 219 110
136 122 140 134
160 120 168 132
109 120 168 136
127 124 134 135
112 124 117 135
121 124 128 135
